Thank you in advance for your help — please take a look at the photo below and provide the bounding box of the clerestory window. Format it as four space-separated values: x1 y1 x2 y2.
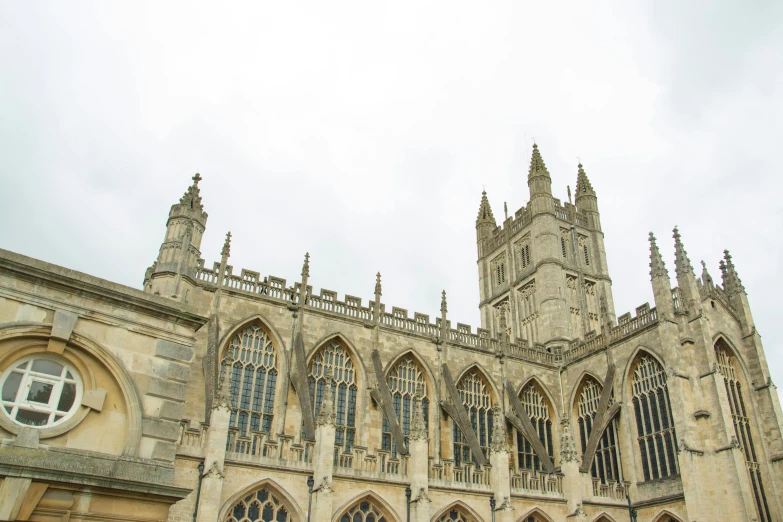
382 356 429 457
454 369 493 466
577 378 622 484
308 340 357 453
516 383 554 473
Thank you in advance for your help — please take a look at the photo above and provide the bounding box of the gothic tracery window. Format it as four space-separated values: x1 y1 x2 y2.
631 354 679 481
436 507 475 522
515 382 554 473
382 355 429 456
454 369 493 466
224 487 292 522
222 325 278 436
577 377 622 484
308 340 357 452
716 341 771 522
339 500 387 522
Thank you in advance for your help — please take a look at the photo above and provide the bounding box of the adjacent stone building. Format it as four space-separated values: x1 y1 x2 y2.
0 144 781 521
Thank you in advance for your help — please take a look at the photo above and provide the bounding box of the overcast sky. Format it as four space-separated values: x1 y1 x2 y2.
1 2 782 398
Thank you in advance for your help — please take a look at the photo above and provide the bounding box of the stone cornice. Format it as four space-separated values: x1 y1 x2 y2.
0 248 208 331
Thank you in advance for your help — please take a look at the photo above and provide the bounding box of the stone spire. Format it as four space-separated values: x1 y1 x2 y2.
701 260 714 291
673 227 694 277
649 233 669 280
490 405 508 452
575 163 595 197
410 384 428 441
528 143 551 179
179 173 205 214
722 250 745 296
476 191 496 225
316 367 336 426
221 231 232 258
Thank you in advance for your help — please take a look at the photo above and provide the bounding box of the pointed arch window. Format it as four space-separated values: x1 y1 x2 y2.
339 500 388 522
382 355 429 456
716 342 771 522
515 382 554 473
436 507 476 522
224 487 293 522
308 340 357 452
631 354 679 481
454 369 493 466
577 378 622 484
221 325 278 436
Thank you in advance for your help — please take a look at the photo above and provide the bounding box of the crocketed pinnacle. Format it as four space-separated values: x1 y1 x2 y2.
301 252 310 278
221 231 232 258
528 143 551 178
179 173 204 212
559 417 579 463
374 272 382 297
316 367 336 426
409 383 427 441
673 227 694 277
476 190 496 225
575 163 596 197
722 250 745 296
700 260 714 288
490 405 508 452
649 233 669 279
440 290 448 314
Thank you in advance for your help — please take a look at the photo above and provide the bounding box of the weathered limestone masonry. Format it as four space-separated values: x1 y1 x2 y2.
0 144 781 522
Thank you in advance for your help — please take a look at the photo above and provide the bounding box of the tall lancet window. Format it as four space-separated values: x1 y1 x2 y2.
382 355 429 457
222 325 278 435
716 341 771 522
577 377 622 484
454 369 493 466
515 382 554 473
308 340 357 452
631 354 679 481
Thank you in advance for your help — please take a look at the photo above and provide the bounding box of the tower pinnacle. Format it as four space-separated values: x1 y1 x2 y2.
649 233 669 279
476 191 496 225
528 143 550 178
673 227 694 277
221 231 232 258
722 250 745 296
575 163 595 197
179 173 205 213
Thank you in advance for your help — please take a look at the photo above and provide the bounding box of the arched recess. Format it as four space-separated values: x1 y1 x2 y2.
572 372 623 485
0 323 143 457
590 513 617 522
651 510 684 522
220 318 286 439
515 507 555 522
514 377 556 474
625 348 679 482
332 491 401 522
430 500 484 522
306 333 365 452
219 478 304 522
381 348 437 455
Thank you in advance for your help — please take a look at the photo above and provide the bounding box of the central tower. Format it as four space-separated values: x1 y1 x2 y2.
476 144 616 349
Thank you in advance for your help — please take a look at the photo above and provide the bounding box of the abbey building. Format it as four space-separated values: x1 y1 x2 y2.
0 144 781 521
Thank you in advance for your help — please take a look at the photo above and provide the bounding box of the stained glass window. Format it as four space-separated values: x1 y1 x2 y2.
382 355 429 456
224 487 292 522
577 377 622 484
454 369 493 466
515 382 554 473
308 340 357 452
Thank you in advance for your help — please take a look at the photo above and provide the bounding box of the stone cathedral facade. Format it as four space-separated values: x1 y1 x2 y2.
0 144 781 522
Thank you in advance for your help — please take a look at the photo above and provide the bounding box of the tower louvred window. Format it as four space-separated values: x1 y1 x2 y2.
631 354 679 481
561 237 567 258
221 325 278 437
716 342 771 521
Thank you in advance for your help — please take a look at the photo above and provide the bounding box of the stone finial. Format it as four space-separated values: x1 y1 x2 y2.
528 143 551 178
701 260 714 289
179 173 205 212
490 405 508 453
575 163 595 197
221 231 232 258
316 367 336 426
503 201 508 221
301 252 310 278
410 383 428 441
476 190 496 226
673 227 694 277
440 290 448 315
648 233 669 280
722 250 745 296
559 417 579 463
375 272 382 298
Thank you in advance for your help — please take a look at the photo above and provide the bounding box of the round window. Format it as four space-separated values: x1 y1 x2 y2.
0 355 83 428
